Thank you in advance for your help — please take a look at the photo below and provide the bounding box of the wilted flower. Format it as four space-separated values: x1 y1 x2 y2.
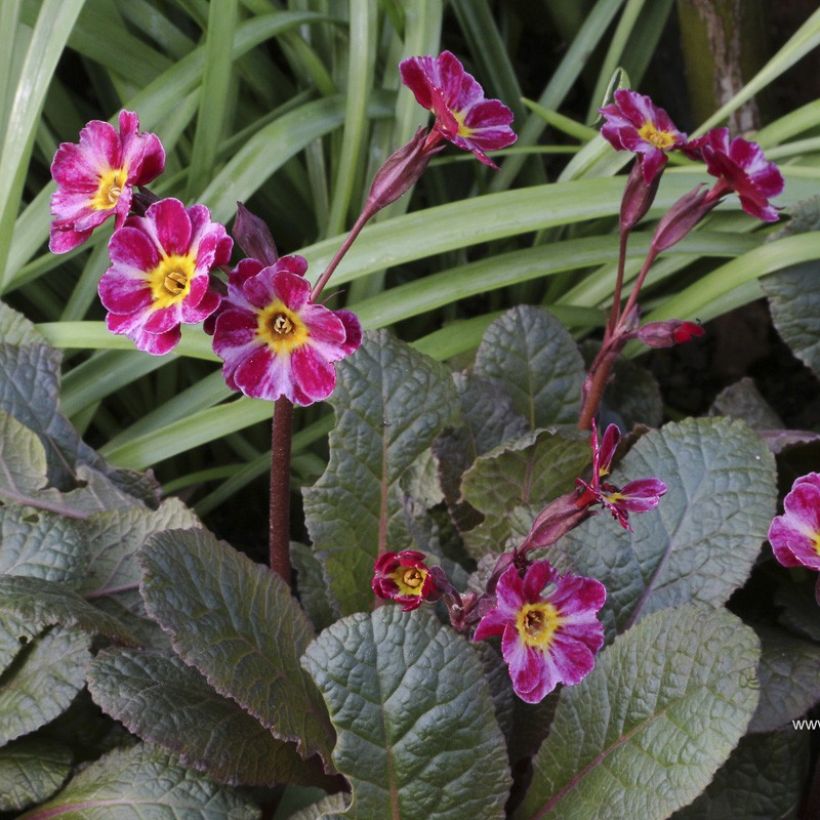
577 424 667 530
98 198 230 355
372 550 440 611
686 128 784 222
474 561 605 703
211 255 361 405
400 50 516 168
599 89 686 183
768 472 820 573
50 110 165 253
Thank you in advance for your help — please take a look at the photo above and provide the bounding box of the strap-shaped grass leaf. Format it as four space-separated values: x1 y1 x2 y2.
303 331 458 616
0 737 71 812
0 507 87 584
554 417 776 635
22 743 258 819
762 261 820 378
460 428 589 559
672 730 810 819
301 607 511 819
516 605 761 820
0 575 136 645
139 528 334 762
88 648 334 788
474 306 584 429
748 626 820 733
0 626 91 745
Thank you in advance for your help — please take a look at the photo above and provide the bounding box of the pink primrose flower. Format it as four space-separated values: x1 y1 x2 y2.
399 51 516 168
211 255 362 405
686 128 784 222
599 89 686 183
98 198 231 355
474 561 606 703
50 110 165 253
371 550 440 612
768 473 820 572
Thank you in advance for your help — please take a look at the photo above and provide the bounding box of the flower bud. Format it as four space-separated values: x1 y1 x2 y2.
651 185 719 253
232 202 278 265
366 127 435 213
637 319 705 348
371 550 440 611
620 161 660 232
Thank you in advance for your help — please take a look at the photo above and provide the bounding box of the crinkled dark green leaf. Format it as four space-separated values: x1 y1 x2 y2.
601 357 663 430
749 625 820 733
516 605 761 820
433 372 528 532
0 410 48 497
553 417 777 635
0 611 40 674
0 302 44 347
0 627 91 745
762 260 820 378
460 428 589 559
769 195 820 239
775 574 820 642
288 792 350 820
474 306 584 429
0 575 137 645
139 528 334 762
301 607 511 820
0 737 72 812
0 506 87 585
303 331 458 616
672 730 810 820
88 648 334 788
709 377 783 429
20 743 258 819
80 500 200 610
292 541 336 632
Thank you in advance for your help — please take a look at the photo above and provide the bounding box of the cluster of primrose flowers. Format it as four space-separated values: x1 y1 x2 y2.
49 53 809 706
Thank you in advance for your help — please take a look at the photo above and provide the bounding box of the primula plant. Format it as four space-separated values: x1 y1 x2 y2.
1 3 820 818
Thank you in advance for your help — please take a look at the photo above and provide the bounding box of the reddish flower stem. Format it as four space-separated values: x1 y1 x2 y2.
269 396 294 581
619 247 658 326
606 229 630 340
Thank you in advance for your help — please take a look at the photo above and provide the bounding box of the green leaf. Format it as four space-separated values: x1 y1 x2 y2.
748 626 820 733
0 410 48 496
303 331 458 616
21 743 258 819
474 306 584 429
139 528 334 762
516 605 761 820
0 506 87 585
291 542 336 632
0 626 91 745
88 648 334 788
761 261 820 378
553 418 777 636
0 575 137 645
0 611 40 674
0 737 72 812
287 793 350 820
709 377 783 430
775 574 820 642
460 429 590 559
80 499 201 609
672 730 810 820
301 607 511 819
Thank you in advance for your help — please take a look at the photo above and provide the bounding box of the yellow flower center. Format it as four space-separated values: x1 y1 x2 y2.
391 566 428 597
91 167 128 211
516 602 563 649
637 121 676 150
813 532 820 556
452 108 474 138
257 300 309 353
148 254 196 309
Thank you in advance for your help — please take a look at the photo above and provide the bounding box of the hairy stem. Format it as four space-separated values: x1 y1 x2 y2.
269 397 294 580
606 228 630 340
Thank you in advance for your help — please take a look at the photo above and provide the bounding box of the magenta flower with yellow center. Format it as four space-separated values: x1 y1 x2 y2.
211 255 362 405
768 473 820 573
599 89 686 183
98 198 231 355
49 110 165 253
474 561 606 703
399 50 516 168
371 550 440 612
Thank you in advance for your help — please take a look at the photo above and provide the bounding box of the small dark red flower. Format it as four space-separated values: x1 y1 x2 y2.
638 320 705 348
599 89 686 183
687 128 784 222
399 51 516 168
371 550 440 611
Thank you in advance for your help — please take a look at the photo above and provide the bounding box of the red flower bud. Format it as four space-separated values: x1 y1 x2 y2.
620 161 660 232
651 186 719 253
637 319 705 348
232 202 278 266
366 127 435 213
